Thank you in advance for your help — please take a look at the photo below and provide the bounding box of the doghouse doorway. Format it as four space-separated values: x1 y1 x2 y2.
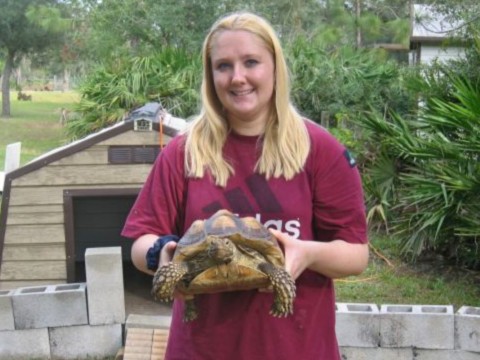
64 188 171 316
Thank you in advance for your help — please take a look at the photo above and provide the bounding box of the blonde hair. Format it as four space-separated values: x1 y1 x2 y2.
184 12 310 187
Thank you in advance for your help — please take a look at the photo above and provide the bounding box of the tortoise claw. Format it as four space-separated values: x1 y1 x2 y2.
183 298 199 322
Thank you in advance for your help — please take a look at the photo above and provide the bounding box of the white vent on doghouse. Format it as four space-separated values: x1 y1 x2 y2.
134 118 153 132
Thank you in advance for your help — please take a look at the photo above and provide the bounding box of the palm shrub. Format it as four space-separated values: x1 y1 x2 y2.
67 47 201 139
354 110 415 233
357 74 480 269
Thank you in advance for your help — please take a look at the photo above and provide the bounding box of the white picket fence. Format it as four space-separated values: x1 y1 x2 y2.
0 142 21 193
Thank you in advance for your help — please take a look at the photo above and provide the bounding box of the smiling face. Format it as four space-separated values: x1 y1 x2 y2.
210 30 275 135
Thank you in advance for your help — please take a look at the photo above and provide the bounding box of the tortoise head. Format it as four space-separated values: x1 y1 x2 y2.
206 236 236 264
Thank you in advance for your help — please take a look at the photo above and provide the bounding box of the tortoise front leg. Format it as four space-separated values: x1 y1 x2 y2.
152 262 187 302
258 263 296 317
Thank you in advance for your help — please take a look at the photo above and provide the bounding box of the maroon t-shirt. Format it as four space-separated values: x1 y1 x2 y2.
122 120 368 360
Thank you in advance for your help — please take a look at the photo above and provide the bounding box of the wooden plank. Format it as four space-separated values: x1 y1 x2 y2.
124 328 153 360
4 224 65 244
98 131 169 146
152 329 170 360
9 186 64 206
2 244 66 261
0 260 66 280
9 184 141 206
6 211 63 225
51 146 107 166
12 164 152 186
9 204 62 214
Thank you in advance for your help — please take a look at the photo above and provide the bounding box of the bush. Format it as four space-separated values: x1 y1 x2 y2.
286 35 413 126
356 73 480 269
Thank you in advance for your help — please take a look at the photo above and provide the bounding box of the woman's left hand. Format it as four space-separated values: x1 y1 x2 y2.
270 229 370 280
269 229 309 281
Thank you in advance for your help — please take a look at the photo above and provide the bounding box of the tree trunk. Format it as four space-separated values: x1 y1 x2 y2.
1 52 15 118
355 0 362 49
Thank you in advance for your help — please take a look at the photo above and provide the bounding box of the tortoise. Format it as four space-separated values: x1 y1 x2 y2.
152 209 296 322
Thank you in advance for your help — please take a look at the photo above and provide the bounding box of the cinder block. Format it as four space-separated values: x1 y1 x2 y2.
85 247 126 325
336 303 380 347
340 346 413 360
0 290 15 330
0 328 50 359
380 304 454 349
49 323 122 359
341 348 480 360
414 349 480 360
12 283 88 329
456 306 480 353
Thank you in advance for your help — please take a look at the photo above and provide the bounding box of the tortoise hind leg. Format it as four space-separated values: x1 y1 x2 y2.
152 262 187 302
258 262 296 317
183 297 198 322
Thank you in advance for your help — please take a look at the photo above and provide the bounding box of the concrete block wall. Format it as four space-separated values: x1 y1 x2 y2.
124 304 480 360
336 303 480 360
0 247 125 360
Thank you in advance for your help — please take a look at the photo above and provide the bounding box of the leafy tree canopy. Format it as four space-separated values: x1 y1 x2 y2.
0 0 65 60
0 0 66 117
82 0 411 60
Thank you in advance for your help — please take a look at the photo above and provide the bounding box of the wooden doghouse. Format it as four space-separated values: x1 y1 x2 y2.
0 103 186 290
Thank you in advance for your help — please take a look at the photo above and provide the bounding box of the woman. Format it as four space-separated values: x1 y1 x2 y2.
122 12 369 360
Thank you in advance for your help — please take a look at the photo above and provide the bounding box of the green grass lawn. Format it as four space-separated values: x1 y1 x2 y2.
336 235 480 310
1 91 479 310
0 91 79 169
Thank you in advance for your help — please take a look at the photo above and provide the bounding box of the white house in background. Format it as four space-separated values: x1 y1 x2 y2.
410 4 466 65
